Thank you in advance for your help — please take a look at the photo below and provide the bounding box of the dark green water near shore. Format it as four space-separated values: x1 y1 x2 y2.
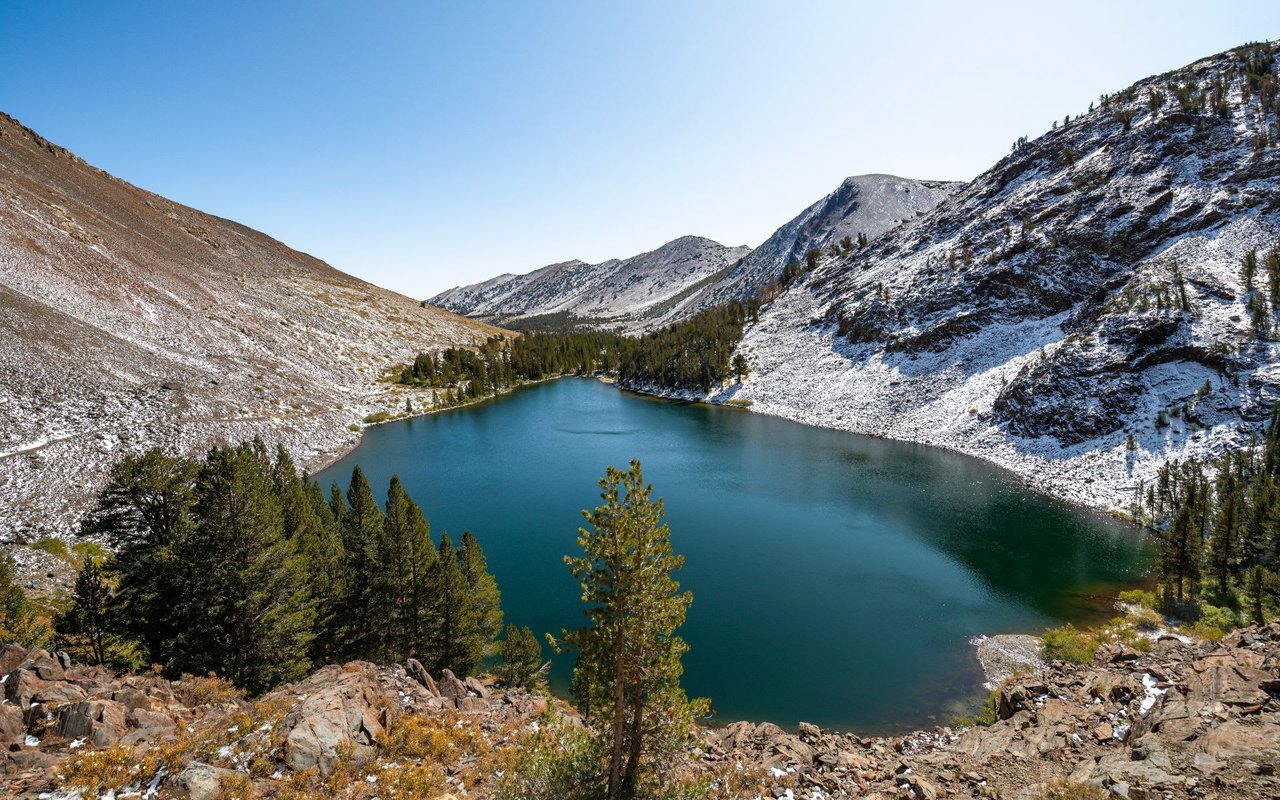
315 377 1151 733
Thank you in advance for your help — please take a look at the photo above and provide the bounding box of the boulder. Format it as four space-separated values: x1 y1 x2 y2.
32 682 88 707
405 658 439 696
282 663 388 775
0 643 26 676
54 699 127 746
463 676 490 699
0 703 25 745
437 669 469 702
17 649 65 681
176 761 245 800
4 668 49 709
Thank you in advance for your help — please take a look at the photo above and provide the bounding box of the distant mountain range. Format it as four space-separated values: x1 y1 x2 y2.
0 113 500 539
430 175 960 332
430 235 751 332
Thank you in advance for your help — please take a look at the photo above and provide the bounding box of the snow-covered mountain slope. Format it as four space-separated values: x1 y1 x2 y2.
430 235 751 332
0 112 504 539
718 42 1280 512
682 174 961 315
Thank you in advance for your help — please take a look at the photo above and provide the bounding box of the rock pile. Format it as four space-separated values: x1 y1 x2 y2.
702 624 1280 799
0 645 553 799
2 625 1278 798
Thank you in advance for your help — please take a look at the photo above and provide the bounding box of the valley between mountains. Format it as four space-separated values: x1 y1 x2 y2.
4 34 1280 800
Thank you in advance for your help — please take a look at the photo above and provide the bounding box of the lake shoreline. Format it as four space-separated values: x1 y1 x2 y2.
313 377 1152 734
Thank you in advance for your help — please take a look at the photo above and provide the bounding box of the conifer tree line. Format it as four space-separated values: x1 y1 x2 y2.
1134 410 1280 625
57 440 505 695
399 299 760 397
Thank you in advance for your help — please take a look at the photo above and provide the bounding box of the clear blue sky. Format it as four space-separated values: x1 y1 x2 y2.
2 2 1276 297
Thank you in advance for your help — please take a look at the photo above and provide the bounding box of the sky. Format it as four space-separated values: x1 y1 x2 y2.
2 2 1278 298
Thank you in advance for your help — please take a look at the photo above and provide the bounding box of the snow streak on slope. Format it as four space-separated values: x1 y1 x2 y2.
716 43 1280 512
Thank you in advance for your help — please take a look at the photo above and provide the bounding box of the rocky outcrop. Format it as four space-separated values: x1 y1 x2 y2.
691 174 962 314
702 624 1280 799
0 646 554 798
2 625 1278 798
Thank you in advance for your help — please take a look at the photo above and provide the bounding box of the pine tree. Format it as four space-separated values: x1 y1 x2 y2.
55 556 112 665
1161 503 1201 604
1208 478 1241 594
339 466 385 660
498 624 543 688
379 476 439 661
428 532 483 675
558 460 706 800
79 448 196 666
173 444 315 694
1243 249 1259 293
458 530 503 650
0 552 49 648
289 470 347 666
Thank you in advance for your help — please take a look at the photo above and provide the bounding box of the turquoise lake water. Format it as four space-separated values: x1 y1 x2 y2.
314 377 1152 733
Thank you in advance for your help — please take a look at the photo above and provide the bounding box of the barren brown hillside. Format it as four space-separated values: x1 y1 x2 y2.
0 112 503 549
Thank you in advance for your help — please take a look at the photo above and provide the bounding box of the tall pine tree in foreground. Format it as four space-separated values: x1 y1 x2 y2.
378 475 438 662
428 532 484 675
557 460 706 800
173 443 314 694
459 529 503 649
338 466 385 660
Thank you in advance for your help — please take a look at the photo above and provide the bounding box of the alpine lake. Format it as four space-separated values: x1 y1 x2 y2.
315 377 1152 734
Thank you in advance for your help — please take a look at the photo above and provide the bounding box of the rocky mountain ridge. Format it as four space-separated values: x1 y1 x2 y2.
430 235 751 332
3 624 1278 798
0 112 503 543
431 175 959 333
721 42 1280 512
689 174 963 314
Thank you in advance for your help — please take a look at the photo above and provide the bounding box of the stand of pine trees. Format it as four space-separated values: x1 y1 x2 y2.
1134 411 1280 625
399 299 760 398
58 440 503 694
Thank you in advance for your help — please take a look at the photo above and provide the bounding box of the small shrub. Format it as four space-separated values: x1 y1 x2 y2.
347 423 361 432
1126 605 1164 631
56 744 146 796
1041 623 1098 665
30 536 70 560
212 771 254 800
173 672 243 707
1187 603 1237 640
1117 588 1159 610
494 721 606 800
376 711 486 762
70 541 107 561
363 411 393 424
953 688 1001 727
